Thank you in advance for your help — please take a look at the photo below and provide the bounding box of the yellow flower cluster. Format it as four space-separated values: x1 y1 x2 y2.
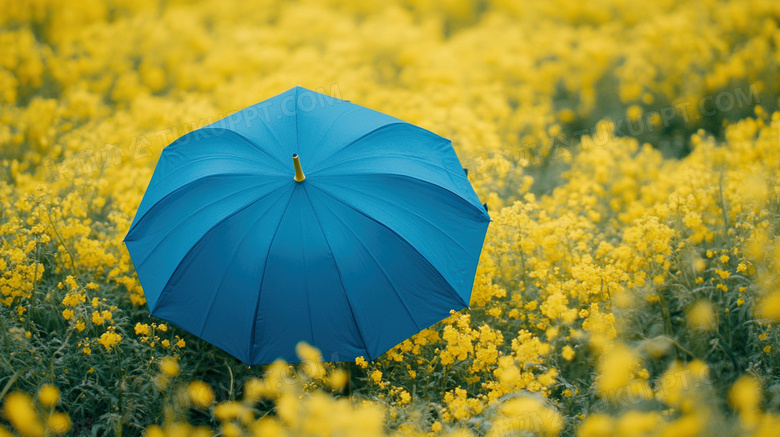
2 0 780 435
2 387 71 437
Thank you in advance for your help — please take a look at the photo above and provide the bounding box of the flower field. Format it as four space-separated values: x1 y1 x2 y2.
2 0 780 435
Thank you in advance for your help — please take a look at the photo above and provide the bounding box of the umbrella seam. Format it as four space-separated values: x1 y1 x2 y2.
183 128 289 171
195 197 284 339
304 106 359 164
308 149 467 183
313 155 484 214
127 180 288 268
306 127 488 217
317 196 422 333
248 186 297 364
300 192 317 349
232 107 293 165
309 178 476 257
149 183 294 311
146 155 279 194
316 172 490 223
294 86 300 155
308 183 470 311
295 87 318 353
305 121 409 174
126 174 282 241
302 184 373 361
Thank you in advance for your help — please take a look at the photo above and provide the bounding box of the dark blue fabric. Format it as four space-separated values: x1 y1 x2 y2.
125 86 490 364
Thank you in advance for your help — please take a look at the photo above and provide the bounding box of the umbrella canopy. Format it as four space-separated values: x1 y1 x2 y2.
124 86 490 364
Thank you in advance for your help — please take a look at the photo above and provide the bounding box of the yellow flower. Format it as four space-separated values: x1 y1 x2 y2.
577 414 613 437
61 293 85 307
97 331 121 350
490 397 562 437
3 392 44 437
687 301 715 330
295 341 322 362
214 401 248 421
663 414 703 437
160 357 180 377
221 422 241 437
145 425 164 437
616 411 660 436
64 276 78 290
158 324 167 332
176 338 186 348
757 292 780 321
243 378 265 402
730 376 761 424
47 412 71 435
355 356 368 369
134 323 149 336
61 309 74 321
161 339 170 348
90 311 104 326
75 320 86 332
562 345 575 361
370 370 383 384
37 385 60 407
187 381 215 408
596 344 639 395
328 370 348 390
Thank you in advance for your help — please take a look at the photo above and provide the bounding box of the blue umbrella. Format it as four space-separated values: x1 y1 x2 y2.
124 86 490 364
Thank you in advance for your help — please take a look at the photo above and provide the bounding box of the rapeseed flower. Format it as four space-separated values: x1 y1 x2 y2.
36 385 59 407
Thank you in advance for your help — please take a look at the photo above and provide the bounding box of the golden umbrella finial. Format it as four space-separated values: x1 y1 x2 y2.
292 154 305 182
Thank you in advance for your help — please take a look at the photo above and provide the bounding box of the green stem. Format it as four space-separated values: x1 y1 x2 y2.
44 205 77 275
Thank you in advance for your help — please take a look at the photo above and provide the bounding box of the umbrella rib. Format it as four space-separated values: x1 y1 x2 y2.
127 174 276 240
304 106 359 163
195 199 284 339
128 180 285 267
148 155 276 187
199 127 289 171
308 183 470 309
310 178 476 256
299 202 316 348
150 183 293 311
294 86 300 155
301 184 373 361
142 153 272 197
308 150 470 184
322 199 422 332
305 121 408 174
319 172 489 222
248 187 297 363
